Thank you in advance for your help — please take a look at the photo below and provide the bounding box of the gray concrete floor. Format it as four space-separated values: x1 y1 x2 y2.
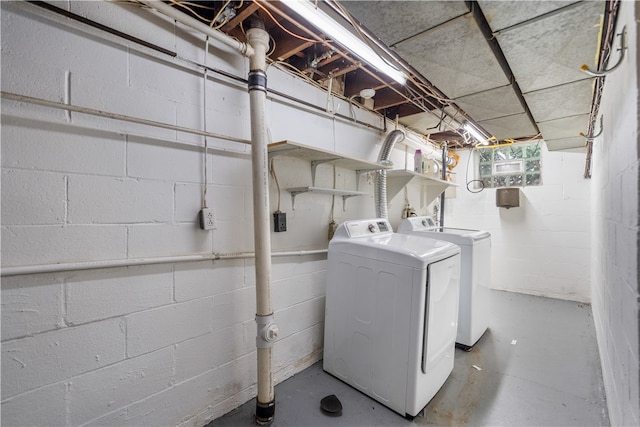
212 290 609 426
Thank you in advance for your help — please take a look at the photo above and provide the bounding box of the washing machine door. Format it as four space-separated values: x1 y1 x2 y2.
422 254 460 375
406 253 460 417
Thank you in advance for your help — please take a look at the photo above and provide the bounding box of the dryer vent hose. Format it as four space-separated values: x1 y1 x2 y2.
375 130 405 219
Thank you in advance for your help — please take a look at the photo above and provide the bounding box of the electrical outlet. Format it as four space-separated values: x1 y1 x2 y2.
273 211 286 232
199 208 216 230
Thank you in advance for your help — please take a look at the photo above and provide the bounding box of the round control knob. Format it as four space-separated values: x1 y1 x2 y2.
422 219 428 226
368 223 376 233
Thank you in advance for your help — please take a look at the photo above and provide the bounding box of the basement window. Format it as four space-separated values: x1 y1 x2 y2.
478 143 542 188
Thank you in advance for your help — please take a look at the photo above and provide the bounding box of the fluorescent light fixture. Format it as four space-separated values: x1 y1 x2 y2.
464 121 490 144
283 0 407 85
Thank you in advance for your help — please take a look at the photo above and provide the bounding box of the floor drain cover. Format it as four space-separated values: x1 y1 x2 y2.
320 394 342 416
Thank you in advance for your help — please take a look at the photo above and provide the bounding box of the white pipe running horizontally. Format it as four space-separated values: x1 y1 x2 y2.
0 250 328 277
139 0 254 57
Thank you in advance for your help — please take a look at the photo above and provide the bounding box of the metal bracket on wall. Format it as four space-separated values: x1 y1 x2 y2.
311 158 339 185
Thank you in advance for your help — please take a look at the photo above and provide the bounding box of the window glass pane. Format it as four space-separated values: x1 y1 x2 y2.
494 175 508 187
526 173 542 186
508 146 523 159
476 142 542 189
526 144 541 158
479 151 492 163
494 149 508 161
509 175 523 186
526 159 541 172
480 163 492 177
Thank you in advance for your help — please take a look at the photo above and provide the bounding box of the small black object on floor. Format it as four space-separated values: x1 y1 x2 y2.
320 394 342 416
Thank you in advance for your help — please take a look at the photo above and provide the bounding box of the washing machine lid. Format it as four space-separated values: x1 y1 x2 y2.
397 217 490 245
330 219 460 268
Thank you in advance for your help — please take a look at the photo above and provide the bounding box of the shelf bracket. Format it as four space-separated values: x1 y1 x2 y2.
355 168 384 191
341 195 359 212
289 191 301 211
355 170 366 191
311 158 339 185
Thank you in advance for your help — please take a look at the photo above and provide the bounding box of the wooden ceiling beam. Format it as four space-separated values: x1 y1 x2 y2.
221 3 260 33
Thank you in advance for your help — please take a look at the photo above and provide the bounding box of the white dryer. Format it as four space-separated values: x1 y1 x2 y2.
323 218 460 418
398 216 491 349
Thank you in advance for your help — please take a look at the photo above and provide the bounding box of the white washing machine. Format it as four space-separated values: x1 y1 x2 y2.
323 218 461 418
397 216 491 349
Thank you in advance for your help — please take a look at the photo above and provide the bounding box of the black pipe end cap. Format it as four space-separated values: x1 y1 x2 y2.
320 394 342 417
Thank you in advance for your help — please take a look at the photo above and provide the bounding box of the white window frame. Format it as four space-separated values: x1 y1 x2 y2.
493 160 524 175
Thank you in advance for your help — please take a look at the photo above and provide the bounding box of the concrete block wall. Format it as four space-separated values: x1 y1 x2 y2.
590 1 640 424
444 145 592 302
1 2 425 425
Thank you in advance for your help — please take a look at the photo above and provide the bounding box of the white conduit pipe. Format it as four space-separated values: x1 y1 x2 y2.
0 250 328 277
0 91 251 145
245 24 276 425
139 2 277 423
139 1 254 57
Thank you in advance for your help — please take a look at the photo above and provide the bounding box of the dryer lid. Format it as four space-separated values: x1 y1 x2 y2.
330 220 460 268
398 216 490 243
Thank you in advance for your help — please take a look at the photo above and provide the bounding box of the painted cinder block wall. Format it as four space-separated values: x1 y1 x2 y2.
0 2 354 426
3 1 638 426
0 2 432 425
590 1 640 425
444 145 592 302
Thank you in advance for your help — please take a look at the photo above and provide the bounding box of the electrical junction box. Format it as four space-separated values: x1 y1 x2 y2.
274 211 286 232
198 208 216 230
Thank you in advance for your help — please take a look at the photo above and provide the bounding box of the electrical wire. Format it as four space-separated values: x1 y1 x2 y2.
584 0 620 178
202 35 210 208
168 0 231 30
464 147 485 194
333 1 402 73
330 165 336 222
270 158 281 211
208 0 232 30
267 34 276 57
163 0 465 139
333 0 457 108
259 0 465 136
254 1 325 44
268 60 329 93
169 0 213 23
172 1 217 11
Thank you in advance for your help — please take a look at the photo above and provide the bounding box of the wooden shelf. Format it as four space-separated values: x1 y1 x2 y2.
386 169 457 206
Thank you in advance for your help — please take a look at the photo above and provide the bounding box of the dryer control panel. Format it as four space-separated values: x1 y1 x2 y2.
401 216 436 231
344 219 392 238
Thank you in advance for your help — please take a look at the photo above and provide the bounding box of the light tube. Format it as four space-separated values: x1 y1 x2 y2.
283 0 407 85
464 122 489 144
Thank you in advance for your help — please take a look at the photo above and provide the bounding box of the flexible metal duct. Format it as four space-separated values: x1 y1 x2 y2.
375 129 405 218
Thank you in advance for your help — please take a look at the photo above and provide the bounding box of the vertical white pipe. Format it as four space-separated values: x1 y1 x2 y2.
140 3 275 422
246 26 276 425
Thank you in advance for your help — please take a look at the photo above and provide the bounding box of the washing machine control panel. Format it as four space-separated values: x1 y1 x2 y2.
345 219 392 237
402 216 436 231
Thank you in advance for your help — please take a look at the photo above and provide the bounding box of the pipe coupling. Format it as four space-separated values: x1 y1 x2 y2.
248 70 267 92
256 314 279 348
